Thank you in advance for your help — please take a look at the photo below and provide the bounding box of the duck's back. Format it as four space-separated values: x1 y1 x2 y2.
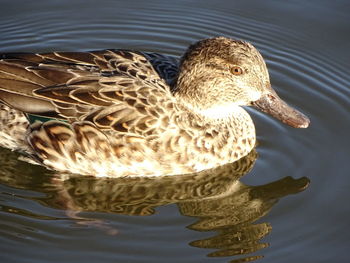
0 49 180 125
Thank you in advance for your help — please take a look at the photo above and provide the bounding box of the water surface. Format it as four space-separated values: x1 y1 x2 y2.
0 0 349 262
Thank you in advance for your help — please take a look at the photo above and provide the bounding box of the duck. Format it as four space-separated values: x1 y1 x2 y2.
0 37 310 177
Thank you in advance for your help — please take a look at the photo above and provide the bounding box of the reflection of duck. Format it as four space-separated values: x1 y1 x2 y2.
46 150 259 216
0 37 309 177
0 148 309 262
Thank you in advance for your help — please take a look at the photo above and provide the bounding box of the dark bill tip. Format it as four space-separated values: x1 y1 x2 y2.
252 93 310 128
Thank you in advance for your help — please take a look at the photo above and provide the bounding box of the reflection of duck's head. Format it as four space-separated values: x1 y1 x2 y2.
179 176 310 262
176 37 310 128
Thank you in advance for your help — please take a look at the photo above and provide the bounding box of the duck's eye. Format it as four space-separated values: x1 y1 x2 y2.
230 66 244 75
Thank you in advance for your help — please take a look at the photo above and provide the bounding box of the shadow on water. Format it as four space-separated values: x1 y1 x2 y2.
0 148 309 262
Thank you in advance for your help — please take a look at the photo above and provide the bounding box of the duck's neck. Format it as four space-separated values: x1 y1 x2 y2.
173 63 228 111
173 88 249 121
173 97 256 168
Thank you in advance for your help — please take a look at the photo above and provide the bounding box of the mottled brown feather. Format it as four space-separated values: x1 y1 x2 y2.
0 37 293 177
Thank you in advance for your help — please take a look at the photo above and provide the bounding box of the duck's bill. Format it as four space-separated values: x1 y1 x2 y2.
252 93 310 128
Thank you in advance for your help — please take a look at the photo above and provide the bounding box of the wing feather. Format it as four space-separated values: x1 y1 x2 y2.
0 49 178 136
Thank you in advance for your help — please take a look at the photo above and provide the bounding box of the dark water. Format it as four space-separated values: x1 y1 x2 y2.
0 0 349 262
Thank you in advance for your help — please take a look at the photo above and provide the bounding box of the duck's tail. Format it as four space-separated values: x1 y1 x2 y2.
0 103 30 152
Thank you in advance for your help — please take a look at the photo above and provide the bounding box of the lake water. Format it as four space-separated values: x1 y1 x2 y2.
0 0 349 262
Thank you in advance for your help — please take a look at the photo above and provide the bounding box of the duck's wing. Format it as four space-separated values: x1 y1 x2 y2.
0 50 176 135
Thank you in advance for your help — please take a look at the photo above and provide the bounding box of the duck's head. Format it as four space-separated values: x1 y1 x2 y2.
175 37 309 128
